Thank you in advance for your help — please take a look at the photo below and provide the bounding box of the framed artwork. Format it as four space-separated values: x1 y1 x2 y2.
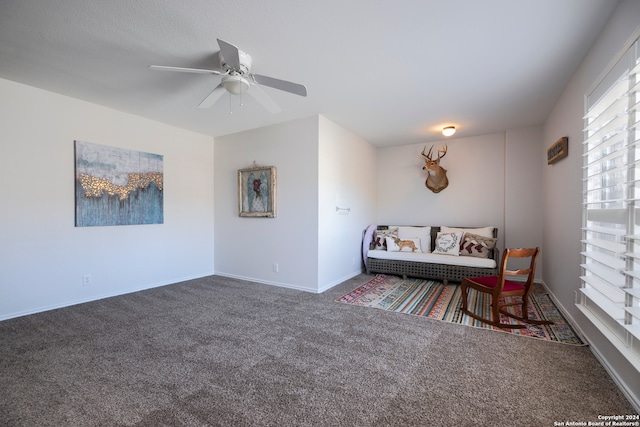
238 165 276 218
75 140 164 226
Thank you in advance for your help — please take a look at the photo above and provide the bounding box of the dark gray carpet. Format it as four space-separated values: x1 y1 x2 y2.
0 274 636 426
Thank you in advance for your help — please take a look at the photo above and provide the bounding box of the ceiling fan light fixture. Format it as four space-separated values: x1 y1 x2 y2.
442 126 456 137
222 75 249 95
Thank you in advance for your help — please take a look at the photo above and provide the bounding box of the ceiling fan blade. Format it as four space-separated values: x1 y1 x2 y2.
253 74 307 97
198 84 226 108
247 85 281 114
149 65 223 75
217 39 241 70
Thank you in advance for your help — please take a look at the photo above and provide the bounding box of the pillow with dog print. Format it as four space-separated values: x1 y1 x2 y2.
398 226 431 252
386 237 422 253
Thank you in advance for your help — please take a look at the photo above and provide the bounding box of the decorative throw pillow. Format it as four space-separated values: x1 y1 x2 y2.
432 231 464 256
460 233 497 258
398 226 431 252
441 226 494 239
373 227 398 250
386 236 422 253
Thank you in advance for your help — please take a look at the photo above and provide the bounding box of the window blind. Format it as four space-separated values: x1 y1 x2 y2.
580 37 640 370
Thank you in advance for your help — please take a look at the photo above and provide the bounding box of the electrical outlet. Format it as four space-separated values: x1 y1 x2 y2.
273 263 279 273
83 274 92 286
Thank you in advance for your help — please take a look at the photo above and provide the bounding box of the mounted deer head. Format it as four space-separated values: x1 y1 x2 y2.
421 144 449 193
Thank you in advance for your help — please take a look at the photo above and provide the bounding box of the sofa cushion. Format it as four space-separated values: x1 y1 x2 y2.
433 231 464 256
441 226 494 239
367 249 497 268
460 233 497 258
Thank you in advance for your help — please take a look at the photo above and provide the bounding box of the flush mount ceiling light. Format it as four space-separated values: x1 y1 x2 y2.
222 74 250 95
442 126 456 137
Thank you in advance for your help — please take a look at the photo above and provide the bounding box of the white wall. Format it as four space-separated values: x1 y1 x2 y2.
505 127 544 275
375 130 545 272
0 79 215 320
213 116 320 291
318 116 377 291
543 0 640 407
376 133 507 245
214 115 377 292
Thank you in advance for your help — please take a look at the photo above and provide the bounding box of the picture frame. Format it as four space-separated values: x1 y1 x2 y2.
238 165 276 217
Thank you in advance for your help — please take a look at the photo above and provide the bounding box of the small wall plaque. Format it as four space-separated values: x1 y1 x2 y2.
547 137 568 165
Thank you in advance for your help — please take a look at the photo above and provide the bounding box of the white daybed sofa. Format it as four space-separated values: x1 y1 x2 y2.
363 225 499 284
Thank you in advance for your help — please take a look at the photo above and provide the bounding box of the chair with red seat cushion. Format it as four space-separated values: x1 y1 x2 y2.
461 247 552 329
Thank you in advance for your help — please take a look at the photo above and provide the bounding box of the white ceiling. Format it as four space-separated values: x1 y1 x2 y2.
0 0 619 147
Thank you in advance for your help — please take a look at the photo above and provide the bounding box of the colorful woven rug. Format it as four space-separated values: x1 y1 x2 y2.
337 275 584 345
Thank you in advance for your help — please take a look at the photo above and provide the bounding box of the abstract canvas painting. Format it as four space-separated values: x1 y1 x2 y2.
75 140 164 226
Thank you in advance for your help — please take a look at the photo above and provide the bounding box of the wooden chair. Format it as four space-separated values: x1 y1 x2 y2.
460 247 553 329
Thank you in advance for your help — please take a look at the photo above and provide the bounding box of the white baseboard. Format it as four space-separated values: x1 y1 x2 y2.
317 269 364 293
539 280 640 413
0 271 216 322
213 271 317 292
214 269 364 294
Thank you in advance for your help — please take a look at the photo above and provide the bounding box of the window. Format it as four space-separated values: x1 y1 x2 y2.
580 37 640 370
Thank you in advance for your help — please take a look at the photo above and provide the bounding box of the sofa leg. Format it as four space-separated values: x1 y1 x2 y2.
443 279 448 286
402 274 407 280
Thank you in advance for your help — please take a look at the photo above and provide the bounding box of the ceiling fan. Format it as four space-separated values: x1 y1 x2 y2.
149 39 307 114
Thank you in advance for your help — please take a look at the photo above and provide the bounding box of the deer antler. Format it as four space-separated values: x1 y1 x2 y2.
436 144 447 159
421 145 434 160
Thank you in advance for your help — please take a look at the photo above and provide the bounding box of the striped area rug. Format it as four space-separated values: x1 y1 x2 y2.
337 274 584 345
